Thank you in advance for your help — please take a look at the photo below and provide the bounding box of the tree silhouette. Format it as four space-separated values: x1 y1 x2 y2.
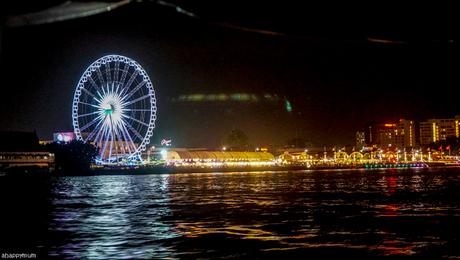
222 129 249 151
45 140 98 174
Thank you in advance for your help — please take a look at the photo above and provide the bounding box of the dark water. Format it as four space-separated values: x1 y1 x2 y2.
1 168 460 259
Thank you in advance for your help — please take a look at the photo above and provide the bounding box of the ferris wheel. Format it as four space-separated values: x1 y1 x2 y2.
72 55 157 164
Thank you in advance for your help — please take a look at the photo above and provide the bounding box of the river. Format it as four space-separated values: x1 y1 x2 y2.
1 168 459 258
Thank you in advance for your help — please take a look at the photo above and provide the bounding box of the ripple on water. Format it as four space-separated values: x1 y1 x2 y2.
2 168 460 258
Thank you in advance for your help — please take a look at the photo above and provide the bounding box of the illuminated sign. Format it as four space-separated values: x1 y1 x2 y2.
161 139 172 146
53 132 76 143
384 124 396 127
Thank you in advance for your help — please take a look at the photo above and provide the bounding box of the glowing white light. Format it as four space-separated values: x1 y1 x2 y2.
160 149 167 160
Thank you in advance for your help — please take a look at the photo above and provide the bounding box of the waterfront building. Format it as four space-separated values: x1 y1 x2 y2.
356 131 365 150
420 116 460 145
0 131 55 173
162 150 275 166
395 119 415 148
365 119 415 148
0 152 55 172
365 122 394 147
379 123 396 148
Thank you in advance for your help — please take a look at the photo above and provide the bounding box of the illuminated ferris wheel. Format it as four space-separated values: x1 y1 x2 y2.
72 55 157 164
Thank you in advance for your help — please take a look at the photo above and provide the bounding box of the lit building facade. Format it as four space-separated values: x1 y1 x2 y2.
365 119 415 148
420 116 460 145
162 150 276 166
356 131 365 149
395 119 415 148
379 123 396 148
0 152 55 172
0 131 55 173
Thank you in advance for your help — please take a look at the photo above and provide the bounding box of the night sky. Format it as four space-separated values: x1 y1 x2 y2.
0 1 459 148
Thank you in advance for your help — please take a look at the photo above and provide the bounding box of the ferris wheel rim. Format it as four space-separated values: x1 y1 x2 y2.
72 54 157 163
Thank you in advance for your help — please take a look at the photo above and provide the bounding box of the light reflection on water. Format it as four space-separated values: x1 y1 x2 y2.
48 175 179 259
2 168 460 258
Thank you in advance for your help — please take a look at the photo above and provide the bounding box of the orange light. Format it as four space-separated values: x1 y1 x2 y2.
384 124 396 127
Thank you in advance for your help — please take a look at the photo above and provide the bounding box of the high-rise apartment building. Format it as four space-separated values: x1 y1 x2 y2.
419 116 460 145
365 119 415 148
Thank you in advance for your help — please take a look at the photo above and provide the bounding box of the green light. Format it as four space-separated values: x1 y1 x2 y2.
285 100 293 113
103 104 114 115
104 108 112 115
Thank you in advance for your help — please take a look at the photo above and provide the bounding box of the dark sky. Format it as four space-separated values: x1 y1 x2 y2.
0 1 459 148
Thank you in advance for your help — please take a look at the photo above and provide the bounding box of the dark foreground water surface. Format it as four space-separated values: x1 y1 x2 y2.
1 168 460 259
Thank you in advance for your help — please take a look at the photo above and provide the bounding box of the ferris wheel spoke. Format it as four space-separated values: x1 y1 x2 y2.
77 110 100 118
108 129 114 162
96 89 105 101
123 119 144 141
124 109 151 112
119 120 137 153
122 114 150 127
81 87 97 99
111 126 124 157
85 118 104 143
93 121 106 149
93 120 105 151
121 80 146 102
113 125 128 157
80 115 103 132
96 67 106 87
100 125 111 161
95 121 109 152
119 128 133 156
79 101 100 109
105 61 112 84
118 83 130 98
124 70 139 90
123 94 151 106
88 76 99 90
114 83 120 96
113 60 120 83
119 62 129 86
112 117 121 162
